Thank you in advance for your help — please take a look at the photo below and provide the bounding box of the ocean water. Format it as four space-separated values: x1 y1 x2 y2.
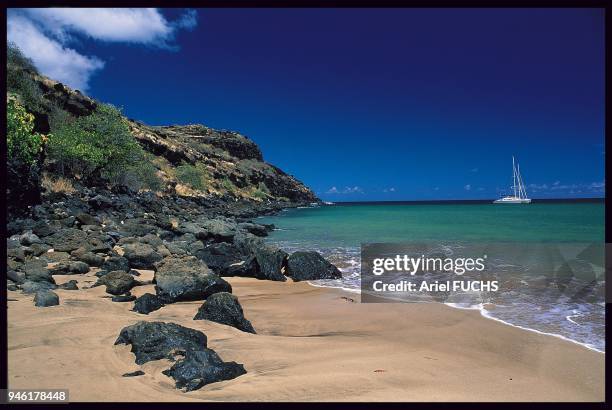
258 201 605 352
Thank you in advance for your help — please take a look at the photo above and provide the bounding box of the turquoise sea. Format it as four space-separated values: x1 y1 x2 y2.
258 201 605 352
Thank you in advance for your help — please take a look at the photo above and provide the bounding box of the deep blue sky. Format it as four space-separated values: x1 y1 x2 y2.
68 9 606 200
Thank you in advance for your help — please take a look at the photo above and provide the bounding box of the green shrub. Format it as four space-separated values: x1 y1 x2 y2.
221 177 236 193
47 107 72 133
251 189 267 200
175 162 208 190
7 43 46 114
7 42 38 73
120 161 163 192
7 95 46 166
48 103 145 184
251 182 270 200
258 181 270 194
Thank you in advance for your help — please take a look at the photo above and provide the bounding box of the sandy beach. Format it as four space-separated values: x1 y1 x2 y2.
7 269 605 402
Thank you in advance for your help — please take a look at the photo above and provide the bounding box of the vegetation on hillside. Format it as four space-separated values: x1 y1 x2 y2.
47 103 158 189
7 43 43 111
7 43 161 193
7 95 46 166
175 162 209 191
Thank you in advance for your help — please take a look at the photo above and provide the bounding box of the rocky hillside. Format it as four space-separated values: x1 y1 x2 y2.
8 60 317 209
128 121 316 202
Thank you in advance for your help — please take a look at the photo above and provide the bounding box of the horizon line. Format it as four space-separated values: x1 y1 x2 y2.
327 198 604 204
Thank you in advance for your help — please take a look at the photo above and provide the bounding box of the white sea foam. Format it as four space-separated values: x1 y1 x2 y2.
445 302 604 353
268 241 605 352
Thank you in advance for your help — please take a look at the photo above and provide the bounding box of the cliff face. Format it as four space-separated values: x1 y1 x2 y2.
128 122 317 203
12 68 318 205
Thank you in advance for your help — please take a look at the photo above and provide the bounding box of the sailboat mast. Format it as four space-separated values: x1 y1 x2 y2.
517 164 525 199
512 156 517 197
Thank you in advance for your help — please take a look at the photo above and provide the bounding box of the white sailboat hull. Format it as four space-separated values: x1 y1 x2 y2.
493 197 531 204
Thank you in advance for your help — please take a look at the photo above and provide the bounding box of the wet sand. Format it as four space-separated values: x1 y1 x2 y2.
7 270 605 402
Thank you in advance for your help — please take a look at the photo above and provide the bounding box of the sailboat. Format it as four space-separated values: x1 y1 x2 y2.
493 156 531 204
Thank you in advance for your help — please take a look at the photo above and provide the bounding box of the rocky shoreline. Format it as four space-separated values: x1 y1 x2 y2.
6 47 345 392
6 185 342 391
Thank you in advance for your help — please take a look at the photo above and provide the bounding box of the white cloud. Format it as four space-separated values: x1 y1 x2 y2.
8 14 104 91
7 8 198 91
326 186 364 194
22 8 196 46
589 181 605 190
464 184 472 191
527 181 604 194
382 187 396 193
528 183 549 191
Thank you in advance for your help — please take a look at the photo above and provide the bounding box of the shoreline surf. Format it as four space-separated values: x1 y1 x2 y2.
259 202 605 353
306 279 605 354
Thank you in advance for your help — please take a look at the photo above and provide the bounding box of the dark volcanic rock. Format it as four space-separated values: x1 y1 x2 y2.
165 241 189 256
188 240 205 254
112 293 136 302
76 213 98 225
154 256 231 302
252 245 288 282
41 251 71 263
119 220 157 237
114 321 207 365
122 242 162 270
96 270 136 295
101 256 129 272
8 270 26 285
45 228 87 252
132 293 165 314
21 280 57 294
193 292 255 334
233 233 287 281
163 349 247 392
8 244 26 262
115 321 245 391
19 232 42 246
22 259 55 283
198 218 236 242
140 233 163 248
34 290 59 307
29 242 51 256
194 243 244 274
7 158 41 218
122 370 145 377
237 222 269 237
49 261 90 275
73 250 105 267
285 251 342 281
33 74 97 117
85 235 113 253
224 255 258 277
32 220 57 238
58 280 79 290
88 194 112 209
